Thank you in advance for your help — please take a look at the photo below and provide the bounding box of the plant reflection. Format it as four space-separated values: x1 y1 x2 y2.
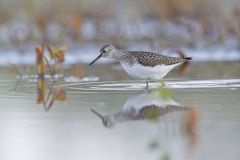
35 45 68 111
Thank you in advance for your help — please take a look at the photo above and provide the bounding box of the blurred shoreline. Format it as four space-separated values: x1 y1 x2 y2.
0 18 239 48
0 42 239 66
0 0 239 65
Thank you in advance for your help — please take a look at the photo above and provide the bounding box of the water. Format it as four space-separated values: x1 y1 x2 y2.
0 62 240 160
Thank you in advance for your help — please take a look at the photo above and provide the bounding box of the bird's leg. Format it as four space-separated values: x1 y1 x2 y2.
159 80 165 87
146 81 149 90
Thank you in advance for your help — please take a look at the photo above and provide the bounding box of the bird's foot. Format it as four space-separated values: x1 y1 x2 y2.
159 80 165 87
145 81 149 90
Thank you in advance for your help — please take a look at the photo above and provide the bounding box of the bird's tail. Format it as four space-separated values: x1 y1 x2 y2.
183 57 192 60
175 49 192 60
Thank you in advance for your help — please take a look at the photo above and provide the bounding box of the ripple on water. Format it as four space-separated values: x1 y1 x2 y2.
62 79 240 92
0 78 239 99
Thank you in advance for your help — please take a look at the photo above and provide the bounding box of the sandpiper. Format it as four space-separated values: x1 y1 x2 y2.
91 91 189 128
89 45 191 88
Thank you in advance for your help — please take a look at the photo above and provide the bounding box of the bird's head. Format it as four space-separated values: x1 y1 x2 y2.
91 109 114 128
89 44 117 65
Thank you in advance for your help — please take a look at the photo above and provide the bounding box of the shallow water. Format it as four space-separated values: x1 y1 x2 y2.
0 62 240 160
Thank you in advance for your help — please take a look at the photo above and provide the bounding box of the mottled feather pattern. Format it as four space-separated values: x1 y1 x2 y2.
124 105 189 120
127 51 189 67
118 53 137 66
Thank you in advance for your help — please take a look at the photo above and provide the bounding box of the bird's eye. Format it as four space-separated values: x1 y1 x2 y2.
103 49 106 53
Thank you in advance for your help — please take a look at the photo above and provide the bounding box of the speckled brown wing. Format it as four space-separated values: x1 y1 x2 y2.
138 104 189 119
124 104 189 120
130 51 189 67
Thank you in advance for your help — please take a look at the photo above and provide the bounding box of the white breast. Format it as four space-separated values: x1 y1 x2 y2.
121 62 183 80
122 93 181 112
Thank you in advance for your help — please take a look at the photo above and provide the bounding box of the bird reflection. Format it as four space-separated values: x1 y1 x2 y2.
91 90 190 128
91 89 199 159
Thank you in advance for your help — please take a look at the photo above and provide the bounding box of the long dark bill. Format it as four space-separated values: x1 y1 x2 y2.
89 52 103 66
91 109 105 121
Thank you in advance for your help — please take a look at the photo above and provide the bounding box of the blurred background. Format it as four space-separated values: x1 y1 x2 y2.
0 0 240 65
0 2 240 160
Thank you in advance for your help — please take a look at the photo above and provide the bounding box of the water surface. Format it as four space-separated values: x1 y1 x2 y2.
0 62 240 160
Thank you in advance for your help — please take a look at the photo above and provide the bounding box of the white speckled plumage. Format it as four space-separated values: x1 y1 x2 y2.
89 45 191 86
120 61 184 80
122 92 182 111
91 91 188 128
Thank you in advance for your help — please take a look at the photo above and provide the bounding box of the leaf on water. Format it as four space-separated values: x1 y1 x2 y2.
53 88 67 101
44 87 68 111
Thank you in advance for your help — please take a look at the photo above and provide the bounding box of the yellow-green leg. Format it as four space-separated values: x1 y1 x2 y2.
159 80 165 87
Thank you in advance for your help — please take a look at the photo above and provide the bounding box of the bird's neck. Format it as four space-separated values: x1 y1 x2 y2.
112 50 129 60
109 112 133 124
112 50 135 66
